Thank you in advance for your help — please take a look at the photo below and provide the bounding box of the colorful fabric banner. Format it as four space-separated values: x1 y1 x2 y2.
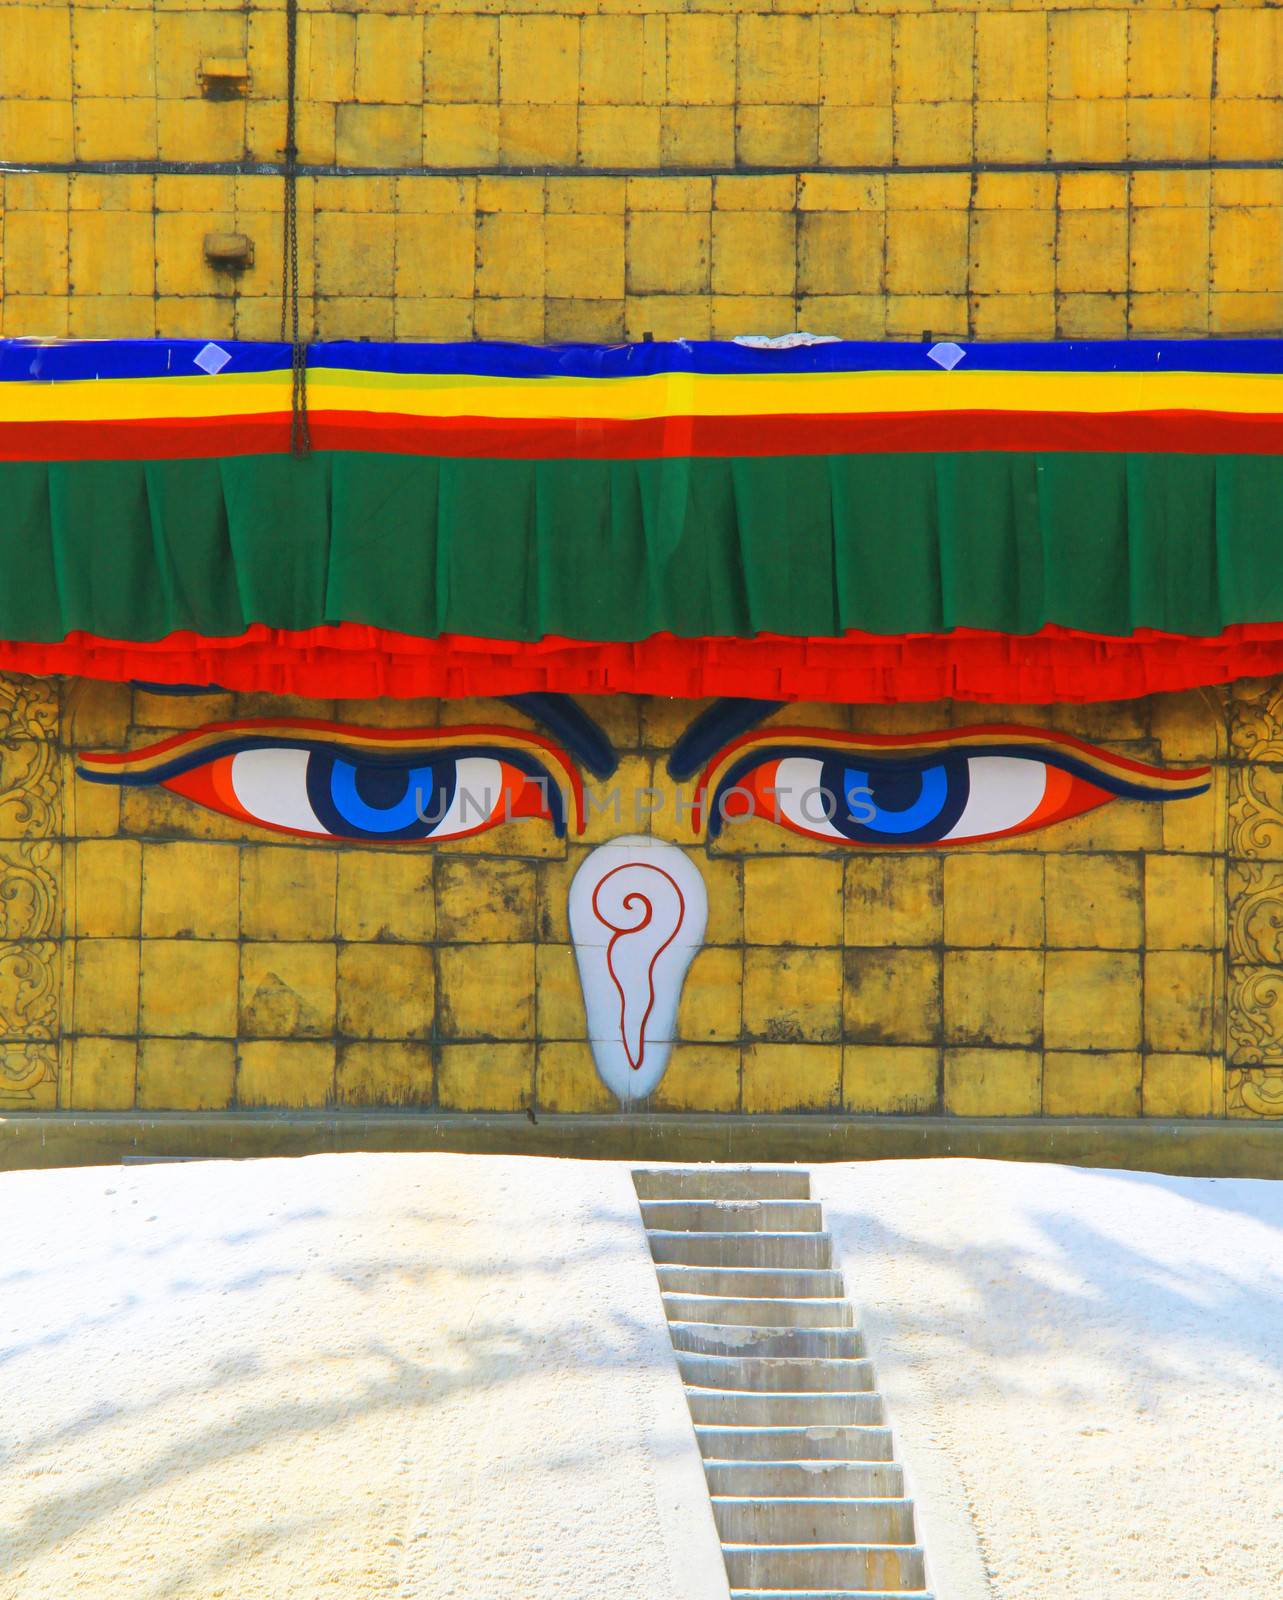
2 337 1282 703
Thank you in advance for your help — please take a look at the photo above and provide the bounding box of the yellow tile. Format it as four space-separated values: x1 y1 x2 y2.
335 852 435 944
69 211 154 298
395 212 475 300
796 295 884 340
424 105 500 168
1212 208 1283 294
2 213 68 297
0 100 74 165
678 947 743 1043
0 6 72 99
661 107 735 169
893 103 972 168
625 296 713 343
338 943 434 1040
1043 1052 1141 1117
1045 855 1142 950
977 13 1046 102
1215 11 1283 100
157 98 246 164
0 295 69 338
844 948 940 1045
974 103 1048 166
708 211 795 298
547 178 625 215
944 950 1042 1047
843 1045 938 1114
547 300 626 343
844 864 934 947
138 1039 236 1112
476 213 545 300
396 299 475 341
736 107 819 169
68 1037 136 1111
335 105 421 167
304 13 356 103
1057 211 1127 295
1145 855 1217 951
68 766 120 840
439 1043 533 1112
743 1042 840 1113
943 855 1043 948
627 178 712 214
820 16 892 107
1049 13 1126 99
1129 11 1212 99
355 14 423 104
73 840 141 939
68 174 154 213
73 9 155 98
477 176 547 214
743 856 842 947
894 12 973 103
799 212 883 297
62 679 131 748
1056 295 1129 340
971 211 1055 296
943 1048 1041 1118
336 1042 433 1108
535 1040 614 1113
652 1043 740 1113
1044 950 1140 1051
439 944 535 1039
140 939 239 1038
74 940 139 1036
437 858 536 943
75 98 157 162
533 944 585 1041
501 105 580 168
886 211 968 296
240 942 336 1039
1129 100 1210 163
240 847 337 942
1142 1053 1218 1119
1048 101 1126 165
1213 100 1283 163
475 299 545 343
500 16 580 105
1129 292 1208 338
1212 293 1283 337
316 211 395 298
666 17 736 107
1059 172 1129 212
744 947 842 1043
237 1041 335 1109
580 16 647 104
739 16 819 106
1144 951 1216 1053
626 212 710 297
579 106 661 169
818 108 894 167
423 16 496 103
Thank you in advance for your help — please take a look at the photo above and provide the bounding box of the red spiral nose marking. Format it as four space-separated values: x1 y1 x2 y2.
590 863 686 1071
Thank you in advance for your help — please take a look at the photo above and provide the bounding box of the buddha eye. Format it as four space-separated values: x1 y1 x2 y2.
78 721 582 842
698 728 1210 847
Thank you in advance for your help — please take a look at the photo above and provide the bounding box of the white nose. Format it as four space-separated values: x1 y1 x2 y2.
568 836 708 1104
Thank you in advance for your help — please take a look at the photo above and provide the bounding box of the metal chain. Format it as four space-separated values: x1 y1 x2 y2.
280 0 310 455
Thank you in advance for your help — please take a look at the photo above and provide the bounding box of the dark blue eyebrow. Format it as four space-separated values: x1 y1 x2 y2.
668 699 785 780
502 694 618 778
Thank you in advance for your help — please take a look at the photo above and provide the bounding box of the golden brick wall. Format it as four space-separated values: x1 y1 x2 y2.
5 671 1278 1121
1 1 1282 341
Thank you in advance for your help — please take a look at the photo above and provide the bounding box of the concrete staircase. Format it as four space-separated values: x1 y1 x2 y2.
633 1167 933 1600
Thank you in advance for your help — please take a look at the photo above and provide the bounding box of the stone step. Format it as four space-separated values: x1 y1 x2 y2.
670 1322 865 1360
722 1544 928 1593
687 1391 885 1428
729 1591 934 1599
657 1265 846 1300
679 1353 874 1393
641 1199 824 1233
713 1497 917 1547
648 1231 833 1269
705 1462 904 1500
695 1426 894 1462
664 1294 853 1329
634 1168 811 1201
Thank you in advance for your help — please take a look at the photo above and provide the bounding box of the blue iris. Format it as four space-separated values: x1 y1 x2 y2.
306 754 456 841
823 753 970 843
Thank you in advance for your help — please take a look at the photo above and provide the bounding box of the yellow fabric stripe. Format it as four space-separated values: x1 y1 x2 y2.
6 368 1283 425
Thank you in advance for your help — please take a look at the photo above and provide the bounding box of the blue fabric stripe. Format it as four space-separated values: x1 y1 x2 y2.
6 336 1283 384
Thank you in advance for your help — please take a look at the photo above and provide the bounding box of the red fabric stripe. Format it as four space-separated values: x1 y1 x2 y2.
11 622 1283 704
4 409 1283 462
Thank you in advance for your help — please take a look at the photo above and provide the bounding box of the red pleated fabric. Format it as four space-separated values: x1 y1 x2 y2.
7 623 1283 704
